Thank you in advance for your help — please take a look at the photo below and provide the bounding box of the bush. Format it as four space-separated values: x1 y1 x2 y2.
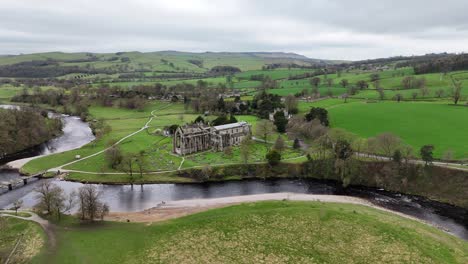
266 150 281 166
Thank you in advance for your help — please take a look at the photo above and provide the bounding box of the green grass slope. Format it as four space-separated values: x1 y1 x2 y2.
34 201 468 264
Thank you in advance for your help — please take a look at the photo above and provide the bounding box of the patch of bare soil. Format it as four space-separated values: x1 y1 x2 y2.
106 205 228 223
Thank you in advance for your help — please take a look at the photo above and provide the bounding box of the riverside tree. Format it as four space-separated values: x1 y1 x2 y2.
77 185 109 222
240 137 252 164
420 145 435 165
266 150 281 166
34 181 75 220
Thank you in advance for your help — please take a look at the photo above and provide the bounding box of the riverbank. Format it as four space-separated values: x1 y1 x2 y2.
105 193 407 221
59 159 468 210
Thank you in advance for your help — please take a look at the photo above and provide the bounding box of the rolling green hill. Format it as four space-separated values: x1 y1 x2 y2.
0 51 332 76
29 201 468 264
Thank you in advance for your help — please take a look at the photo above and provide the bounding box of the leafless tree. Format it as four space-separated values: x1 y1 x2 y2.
273 136 286 153
78 185 108 222
286 117 328 141
284 95 298 113
443 149 454 161
340 79 349 88
240 137 252 164
12 200 23 215
452 82 462 105
34 181 62 214
376 132 402 157
435 89 445 98
255 120 275 145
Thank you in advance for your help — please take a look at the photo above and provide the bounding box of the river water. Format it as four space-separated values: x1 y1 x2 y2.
0 105 467 240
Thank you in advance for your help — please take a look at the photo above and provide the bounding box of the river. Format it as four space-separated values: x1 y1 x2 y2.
0 105 466 240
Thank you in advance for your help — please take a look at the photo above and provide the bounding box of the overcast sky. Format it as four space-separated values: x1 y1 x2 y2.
1 0 468 60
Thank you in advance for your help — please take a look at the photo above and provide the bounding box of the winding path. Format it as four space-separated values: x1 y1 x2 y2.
47 104 172 173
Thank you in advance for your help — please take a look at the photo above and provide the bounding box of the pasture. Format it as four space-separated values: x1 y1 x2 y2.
31 201 468 264
328 101 468 159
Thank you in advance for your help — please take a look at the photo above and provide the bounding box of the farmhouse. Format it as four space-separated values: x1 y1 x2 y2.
173 121 251 155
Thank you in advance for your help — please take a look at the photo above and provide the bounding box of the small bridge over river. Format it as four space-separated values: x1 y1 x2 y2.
0 172 46 191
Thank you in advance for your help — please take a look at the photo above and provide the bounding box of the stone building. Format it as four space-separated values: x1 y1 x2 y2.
173 121 251 155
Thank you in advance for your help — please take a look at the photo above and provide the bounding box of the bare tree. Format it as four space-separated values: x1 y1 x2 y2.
12 200 23 215
340 79 349 88
376 132 402 157
394 93 403 102
78 185 108 222
400 145 414 165
377 88 385 100
443 149 454 161
326 78 333 87
105 146 123 169
239 137 252 164
135 151 147 178
310 77 321 89
255 120 275 145
420 86 430 97
452 81 462 105
286 117 327 141
273 136 286 153
373 80 380 89
366 137 379 158
435 89 445 98
34 181 62 214
284 95 298 113
121 153 136 180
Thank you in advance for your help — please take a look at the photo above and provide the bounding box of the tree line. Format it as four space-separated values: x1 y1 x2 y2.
0 108 62 158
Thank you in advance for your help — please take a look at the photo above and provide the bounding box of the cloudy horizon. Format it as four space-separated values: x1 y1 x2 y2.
1 0 468 60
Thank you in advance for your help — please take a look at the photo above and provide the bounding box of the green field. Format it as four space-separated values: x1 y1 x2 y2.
328 101 468 158
30 201 468 263
0 51 320 75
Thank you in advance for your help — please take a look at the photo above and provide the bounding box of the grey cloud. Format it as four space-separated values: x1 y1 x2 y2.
0 0 467 60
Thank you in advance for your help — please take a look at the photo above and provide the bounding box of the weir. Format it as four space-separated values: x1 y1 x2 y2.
0 172 45 191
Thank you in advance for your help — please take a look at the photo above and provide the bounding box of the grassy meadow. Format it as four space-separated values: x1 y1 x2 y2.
29 201 468 264
0 217 45 264
327 101 468 159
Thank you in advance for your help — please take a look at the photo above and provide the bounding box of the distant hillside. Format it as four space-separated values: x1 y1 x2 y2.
0 51 336 78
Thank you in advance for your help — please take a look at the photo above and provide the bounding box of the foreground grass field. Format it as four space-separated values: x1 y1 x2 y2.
328 101 468 159
30 201 467 263
0 217 45 264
